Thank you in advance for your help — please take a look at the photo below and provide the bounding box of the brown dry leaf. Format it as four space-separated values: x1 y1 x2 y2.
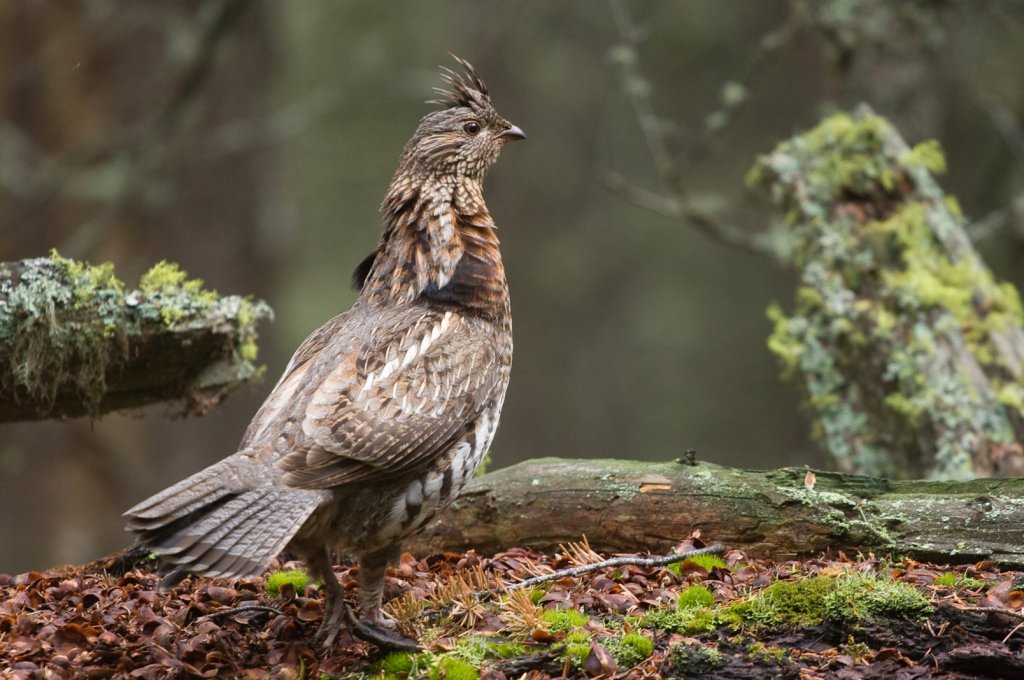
582 641 617 677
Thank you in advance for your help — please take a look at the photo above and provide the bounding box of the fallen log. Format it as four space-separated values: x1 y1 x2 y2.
409 457 1024 566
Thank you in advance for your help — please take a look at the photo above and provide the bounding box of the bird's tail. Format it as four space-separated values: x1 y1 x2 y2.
124 456 320 590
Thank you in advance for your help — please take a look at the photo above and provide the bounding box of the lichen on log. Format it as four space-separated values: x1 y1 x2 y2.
749 106 1024 479
409 457 1024 567
0 252 272 421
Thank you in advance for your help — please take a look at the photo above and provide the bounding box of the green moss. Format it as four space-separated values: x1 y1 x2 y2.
640 584 718 635
746 642 789 663
766 303 802 378
264 569 310 596
900 139 946 174
605 632 654 668
488 642 527 659
726 572 931 630
824 571 932 623
378 651 417 676
139 260 219 326
561 630 592 669
428 657 479 680
677 584 715 609
727 576 832 628
688 554 729 572
541 608 589 632
932 572 984 589
670 642 725 674
446 637 527 666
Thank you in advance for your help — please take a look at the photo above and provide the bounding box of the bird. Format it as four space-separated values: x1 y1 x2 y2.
123 57 524 650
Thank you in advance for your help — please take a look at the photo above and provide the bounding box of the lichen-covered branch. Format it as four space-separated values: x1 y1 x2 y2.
749 106 1024 479
0 253 272 421
409 457 1024 567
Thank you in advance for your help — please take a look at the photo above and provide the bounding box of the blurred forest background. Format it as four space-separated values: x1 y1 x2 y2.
2 0 1023 574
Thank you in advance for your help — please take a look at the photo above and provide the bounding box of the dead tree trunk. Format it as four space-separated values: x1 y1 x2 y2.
750 106 1024 479
409 457 1024 566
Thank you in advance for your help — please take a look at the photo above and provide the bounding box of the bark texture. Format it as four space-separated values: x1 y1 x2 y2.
409 457 1024 566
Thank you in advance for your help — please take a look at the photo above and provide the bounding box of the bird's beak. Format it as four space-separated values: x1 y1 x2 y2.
500 124 527 141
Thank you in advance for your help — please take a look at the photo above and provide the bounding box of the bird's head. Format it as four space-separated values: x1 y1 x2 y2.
399 57 525 182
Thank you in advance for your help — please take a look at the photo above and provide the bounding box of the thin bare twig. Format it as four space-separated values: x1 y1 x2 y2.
604 0 777 257
483 543 727 595
198 604 282 621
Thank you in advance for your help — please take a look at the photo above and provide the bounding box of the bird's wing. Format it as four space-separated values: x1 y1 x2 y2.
238 311 352 449
276 307 503 489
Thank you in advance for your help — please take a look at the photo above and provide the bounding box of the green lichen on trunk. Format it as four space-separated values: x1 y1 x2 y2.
750 108 1024 479
0 251 272 420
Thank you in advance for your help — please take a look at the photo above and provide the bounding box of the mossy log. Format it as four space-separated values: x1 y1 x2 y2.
0 255 272 421
749 106 1024 479
409 457 1024 567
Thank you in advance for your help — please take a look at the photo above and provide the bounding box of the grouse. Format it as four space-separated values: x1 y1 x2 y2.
124 57 523 649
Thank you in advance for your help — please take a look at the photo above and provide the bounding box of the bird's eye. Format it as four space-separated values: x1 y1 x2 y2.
463 121 481 135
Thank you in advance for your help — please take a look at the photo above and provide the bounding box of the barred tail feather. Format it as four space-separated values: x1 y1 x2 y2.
124 463 321 589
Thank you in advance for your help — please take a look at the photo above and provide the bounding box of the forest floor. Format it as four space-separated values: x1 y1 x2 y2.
2 537 1024 679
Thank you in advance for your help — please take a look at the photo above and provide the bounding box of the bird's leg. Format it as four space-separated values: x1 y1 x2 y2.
307 546 419 651
342 545 420 650
358 545 398 629
308 548 347 649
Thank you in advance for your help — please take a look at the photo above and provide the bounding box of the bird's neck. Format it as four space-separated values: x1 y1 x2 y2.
362 174 508 318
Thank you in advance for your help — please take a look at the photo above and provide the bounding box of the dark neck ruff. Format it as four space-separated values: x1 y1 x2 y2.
358 176 508 319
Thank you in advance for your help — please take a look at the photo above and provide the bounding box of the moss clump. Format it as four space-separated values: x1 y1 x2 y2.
137 260 269 367
823 572 932 623
446 637 527 666
561 630 592 669
377 651 418 678
640 606 716 636
605 631 654 668
139 260 219 326
677 584 716 609
727 576 833 628
933 572 985 589
670 642 725 674
640 584 717 634
900 139 947 174
726 572 931 630
669 553 729 576
541 607 589 633
488 642 527 659
428 657 479 680
264 569 310 596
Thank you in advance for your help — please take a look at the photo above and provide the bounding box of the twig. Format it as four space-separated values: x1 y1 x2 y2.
198 604 282 621
1003 618 1024 644
603 171 774 256
488 543 726 594
604 0 776 257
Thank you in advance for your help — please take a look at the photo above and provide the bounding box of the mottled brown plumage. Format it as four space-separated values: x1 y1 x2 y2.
124 57 522 649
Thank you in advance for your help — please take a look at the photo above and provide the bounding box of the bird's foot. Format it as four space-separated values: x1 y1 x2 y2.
343 601 420 651
315 598 419 652
314 599 347 650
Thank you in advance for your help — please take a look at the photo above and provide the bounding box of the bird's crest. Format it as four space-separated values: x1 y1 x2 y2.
430 55 491 111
